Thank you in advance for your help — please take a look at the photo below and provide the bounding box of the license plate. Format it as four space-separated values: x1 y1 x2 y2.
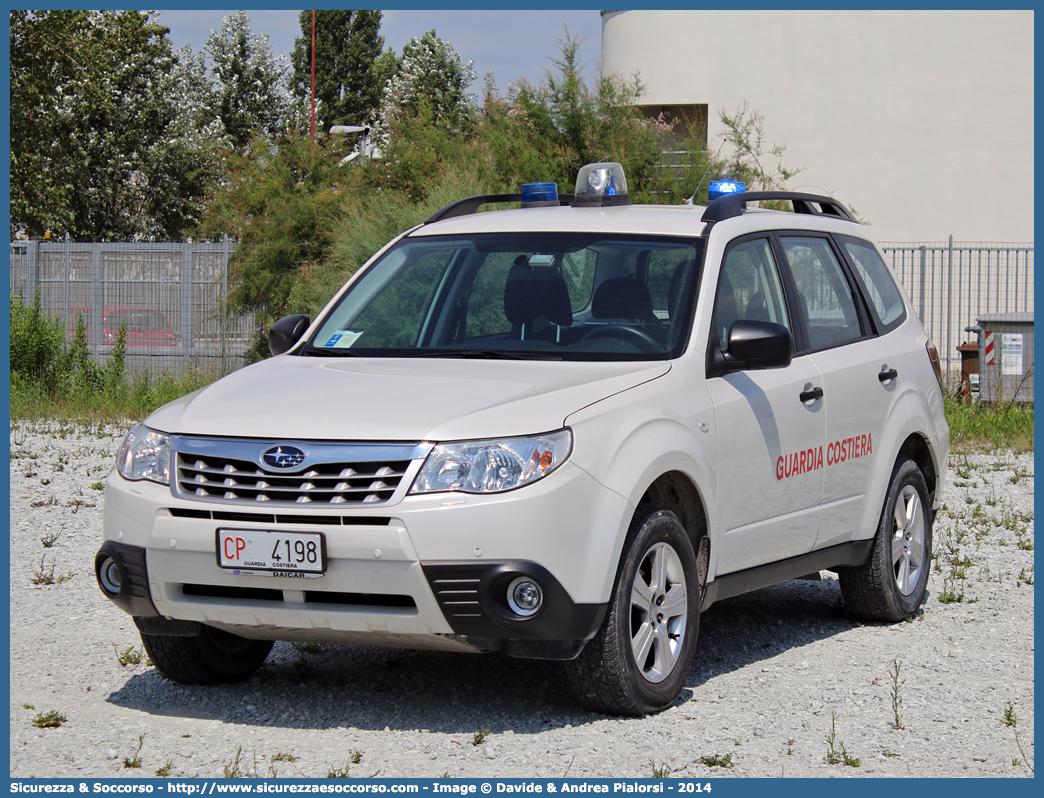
217 529 326 576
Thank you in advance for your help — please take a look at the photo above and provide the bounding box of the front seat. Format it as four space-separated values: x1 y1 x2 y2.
503 257 573 339
590 276 657 322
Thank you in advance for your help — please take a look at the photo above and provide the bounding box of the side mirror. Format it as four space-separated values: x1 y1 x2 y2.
708 319 793 378
268 314 311 356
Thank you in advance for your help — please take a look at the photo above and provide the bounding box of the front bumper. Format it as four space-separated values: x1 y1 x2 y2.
98 460 626 658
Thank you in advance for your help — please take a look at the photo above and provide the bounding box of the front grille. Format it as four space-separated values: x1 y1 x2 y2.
172 437 431 508
176 453 411 505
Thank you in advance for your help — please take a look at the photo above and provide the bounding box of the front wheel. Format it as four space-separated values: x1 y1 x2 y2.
140 625 274 685
565 504 699 715
839 456 932 621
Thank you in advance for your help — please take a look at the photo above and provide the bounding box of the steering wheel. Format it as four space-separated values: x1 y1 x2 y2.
581 325 662 353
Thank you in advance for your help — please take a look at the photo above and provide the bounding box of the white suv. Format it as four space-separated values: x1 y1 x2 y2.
96 164 949 715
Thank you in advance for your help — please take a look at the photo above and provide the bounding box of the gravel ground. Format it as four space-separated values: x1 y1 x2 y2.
8 420 1034 779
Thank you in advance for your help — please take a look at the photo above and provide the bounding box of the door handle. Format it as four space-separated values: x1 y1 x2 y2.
878 367 898 383
800 387 824 403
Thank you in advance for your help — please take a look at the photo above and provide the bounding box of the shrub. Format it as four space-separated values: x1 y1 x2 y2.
9 291 67 393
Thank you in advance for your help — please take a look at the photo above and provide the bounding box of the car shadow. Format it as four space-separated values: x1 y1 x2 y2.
106 574 866 733
689 572 863 686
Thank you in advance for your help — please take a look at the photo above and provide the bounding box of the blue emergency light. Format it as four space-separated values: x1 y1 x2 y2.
708 180 746 201
521 181 559 207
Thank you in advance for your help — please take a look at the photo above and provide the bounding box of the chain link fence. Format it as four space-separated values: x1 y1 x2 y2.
881 239 1034 397
9 237 254 375
9 237 1035 397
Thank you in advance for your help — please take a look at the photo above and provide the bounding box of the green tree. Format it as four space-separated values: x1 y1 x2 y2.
167 45 229 150
509 34 665 194
10 10 219 239
717 100 803 193
206 11 288 150
368 32 666 202
380 30 477 133
290 10 385 130
194 132 357 319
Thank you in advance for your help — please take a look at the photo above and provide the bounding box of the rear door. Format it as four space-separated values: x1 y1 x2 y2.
776 234 902 549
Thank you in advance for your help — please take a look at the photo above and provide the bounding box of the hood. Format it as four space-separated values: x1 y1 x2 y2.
146 355 671 442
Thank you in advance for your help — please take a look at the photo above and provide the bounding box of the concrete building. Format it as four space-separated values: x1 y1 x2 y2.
600 10 1034 243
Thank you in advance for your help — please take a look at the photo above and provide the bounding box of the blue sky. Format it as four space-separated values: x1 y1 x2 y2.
157 9 604 98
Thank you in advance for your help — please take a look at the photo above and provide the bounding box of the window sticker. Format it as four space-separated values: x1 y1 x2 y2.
1002 333 1024 375
324 331 363 348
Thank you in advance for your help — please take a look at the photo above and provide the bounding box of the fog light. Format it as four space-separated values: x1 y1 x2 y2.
507 577 543 616
98 556 121 594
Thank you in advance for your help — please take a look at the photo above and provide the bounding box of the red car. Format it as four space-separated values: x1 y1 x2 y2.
67 306 176 346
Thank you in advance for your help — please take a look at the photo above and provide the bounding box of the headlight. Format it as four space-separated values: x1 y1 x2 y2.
409 429 572 495
116 424 171 485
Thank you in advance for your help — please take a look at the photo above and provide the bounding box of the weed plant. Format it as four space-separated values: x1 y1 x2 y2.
11 293 227 423
698 753 734 769
1004 703 1034 773
888 659 906 730
649 760 671 777
945 397 1033 453
123 734 145 769
32 710 66 729
30 554 73 586
223 746 261 778
825 713 861 767
113 643 149 667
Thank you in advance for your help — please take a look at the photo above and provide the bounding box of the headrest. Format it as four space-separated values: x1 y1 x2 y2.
503 257 573 327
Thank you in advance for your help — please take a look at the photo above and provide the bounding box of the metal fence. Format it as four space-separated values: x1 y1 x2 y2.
880 238 1034 387
8 237 1035 392
9 237 254 374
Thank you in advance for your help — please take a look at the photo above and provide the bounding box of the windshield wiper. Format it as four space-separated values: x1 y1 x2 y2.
417 349 563 361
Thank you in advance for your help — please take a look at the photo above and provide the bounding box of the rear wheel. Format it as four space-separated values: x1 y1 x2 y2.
141 625 273 685
839 456 932 621
566 504 699 715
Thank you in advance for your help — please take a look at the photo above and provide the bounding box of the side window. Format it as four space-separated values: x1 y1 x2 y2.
838 236 906 332
465 252 517 338
646 248 698 320
778 236 864 351
714 238 791 349
561 249 597 311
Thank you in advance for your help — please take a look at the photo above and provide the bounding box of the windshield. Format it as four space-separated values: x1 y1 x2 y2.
308 232 704 360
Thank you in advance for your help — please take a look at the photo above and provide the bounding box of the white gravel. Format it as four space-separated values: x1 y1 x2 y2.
8 420 1035 779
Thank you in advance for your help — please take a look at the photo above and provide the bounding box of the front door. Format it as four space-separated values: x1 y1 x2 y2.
708 236 826 575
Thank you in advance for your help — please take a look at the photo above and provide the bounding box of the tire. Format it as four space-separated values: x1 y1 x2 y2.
839 456 932 622
565 504 699 715
140 625 274 685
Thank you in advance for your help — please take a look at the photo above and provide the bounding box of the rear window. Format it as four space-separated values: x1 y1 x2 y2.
838 236 907 332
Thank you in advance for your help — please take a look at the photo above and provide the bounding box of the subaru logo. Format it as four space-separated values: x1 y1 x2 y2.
261 445 306 469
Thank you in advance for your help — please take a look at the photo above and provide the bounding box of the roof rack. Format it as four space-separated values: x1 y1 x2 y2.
701 191 855 224
426 193 576 224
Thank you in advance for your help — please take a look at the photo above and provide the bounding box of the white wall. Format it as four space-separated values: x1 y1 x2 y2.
601 10 1034 243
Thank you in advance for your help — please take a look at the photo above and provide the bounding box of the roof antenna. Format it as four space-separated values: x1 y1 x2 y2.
684 138 727 206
